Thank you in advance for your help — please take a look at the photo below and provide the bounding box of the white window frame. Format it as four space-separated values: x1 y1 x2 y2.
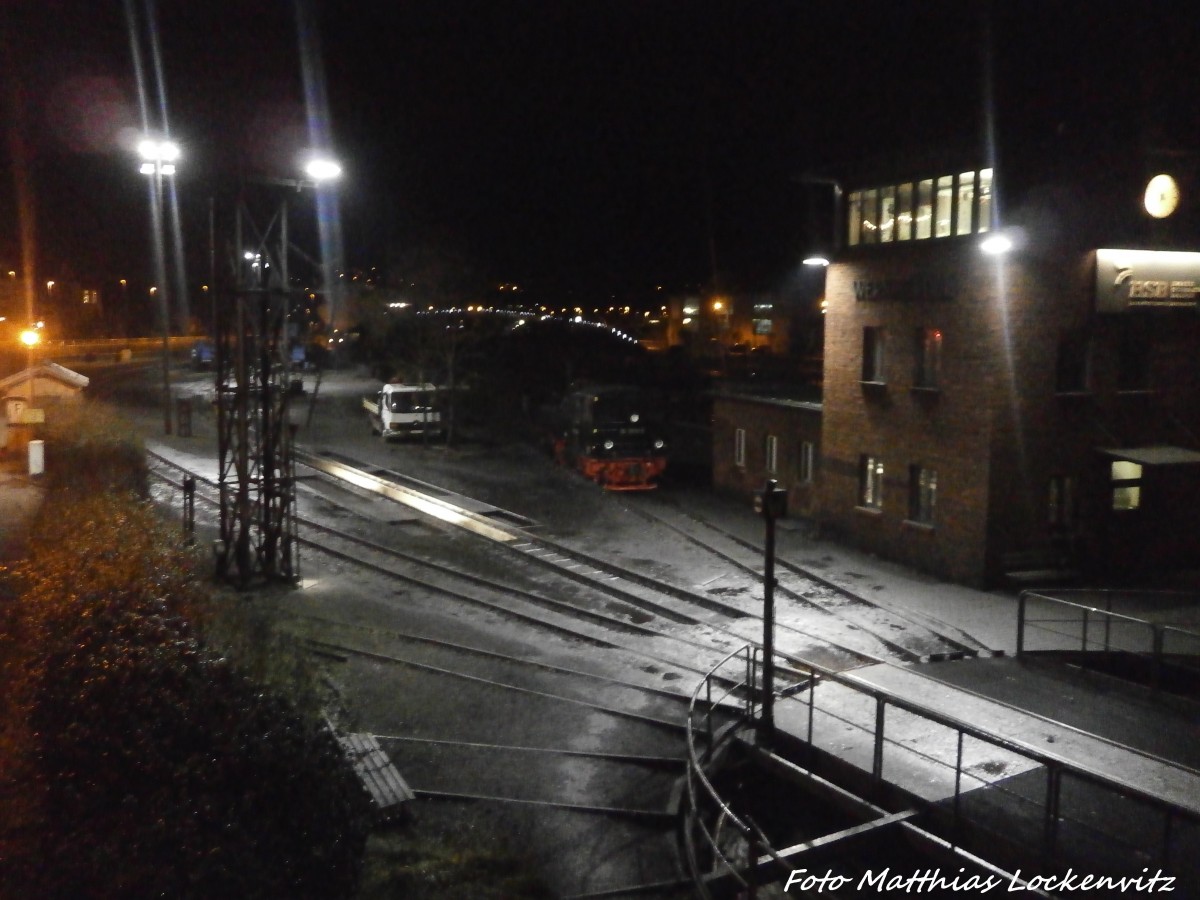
799 441 815 484
765 435 778 475
908 464 937 525
1111 460 1142 511
860 454 884 509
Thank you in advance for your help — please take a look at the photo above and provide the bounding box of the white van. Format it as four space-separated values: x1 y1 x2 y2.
363 383 444 439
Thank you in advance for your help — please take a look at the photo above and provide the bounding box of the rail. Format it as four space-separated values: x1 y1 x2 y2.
1017 589 1200 690
684 642 1200 895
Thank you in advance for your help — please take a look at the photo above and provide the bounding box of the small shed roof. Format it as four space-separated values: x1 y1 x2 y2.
0 362 90 396
1098 445 1200 466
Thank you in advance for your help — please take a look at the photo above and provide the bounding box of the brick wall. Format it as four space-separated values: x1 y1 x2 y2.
711 394 822 520
822 241 1200 586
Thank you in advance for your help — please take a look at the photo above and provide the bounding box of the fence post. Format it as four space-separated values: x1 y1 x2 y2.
1043 764 1061 866
807 673 816 745
952 730 965 847
182 476 196 541
872 697 886 781
1104 594 1113 652
1016 592 1027 657
1152 625 1164 691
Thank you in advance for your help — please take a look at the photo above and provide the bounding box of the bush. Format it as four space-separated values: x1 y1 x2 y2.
0 452 369 898
37 400 149 495
21 590 367 899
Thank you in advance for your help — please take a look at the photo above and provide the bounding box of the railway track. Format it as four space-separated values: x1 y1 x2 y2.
144 445 1191 897
144 449 1040 798
296 449 981 669
147 450 701 897
146 448 1003 788
623 494 991 660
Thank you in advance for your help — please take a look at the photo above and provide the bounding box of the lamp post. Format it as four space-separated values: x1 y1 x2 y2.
139 137 180 435
19 326 40 404
754 479 788 744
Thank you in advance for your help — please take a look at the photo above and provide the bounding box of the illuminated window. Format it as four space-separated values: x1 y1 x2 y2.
848 170 993 247
896 183 913 241
1111 460 1142 511
765 435 779 475
1049 474 1078 530
915 179 933 239
977 168 993 232
908 465 937 525
862 326 886 383
914 327 943 389
860 455 884 509
798 441 815 484
848 191 862 246
734 428 746 468
956 172 975 236
861 188 879 244
879 186 896 243
753 302 773 336
935 176 954 237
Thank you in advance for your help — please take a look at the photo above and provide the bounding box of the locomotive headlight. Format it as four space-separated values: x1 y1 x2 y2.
603 440 615 450
630 413 640 423
653 439 665 449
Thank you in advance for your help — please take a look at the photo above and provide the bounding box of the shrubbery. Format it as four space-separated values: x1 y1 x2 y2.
0 403 368 898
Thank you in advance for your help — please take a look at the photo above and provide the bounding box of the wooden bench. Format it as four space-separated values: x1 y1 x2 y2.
333 730 414 822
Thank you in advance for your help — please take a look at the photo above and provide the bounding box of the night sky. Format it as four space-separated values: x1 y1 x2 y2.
3 1 1198 306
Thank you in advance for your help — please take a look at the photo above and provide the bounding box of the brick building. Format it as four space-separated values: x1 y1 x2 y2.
714 150 1200 587
711 390 822 521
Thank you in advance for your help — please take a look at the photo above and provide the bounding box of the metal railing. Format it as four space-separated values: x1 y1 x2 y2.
682 645 776 899
1017 589 1200 689
683 641 1200 895
39 336 195 356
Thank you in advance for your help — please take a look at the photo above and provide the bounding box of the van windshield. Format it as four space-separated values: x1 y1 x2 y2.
387 393 431 413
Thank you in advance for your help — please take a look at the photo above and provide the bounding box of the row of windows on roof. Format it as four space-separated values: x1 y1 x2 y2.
848 169 994 247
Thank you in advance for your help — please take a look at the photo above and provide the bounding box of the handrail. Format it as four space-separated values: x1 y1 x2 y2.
683 644 766 896
684 627 1200 894
1016 589 1200 688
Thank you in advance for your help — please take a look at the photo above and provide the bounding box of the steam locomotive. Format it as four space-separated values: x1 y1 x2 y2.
553 386 668 490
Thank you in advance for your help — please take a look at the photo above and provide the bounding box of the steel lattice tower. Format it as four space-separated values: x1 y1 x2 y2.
213 188 304 587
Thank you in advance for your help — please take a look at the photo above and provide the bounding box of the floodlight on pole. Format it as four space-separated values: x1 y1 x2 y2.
980 233 1014 255
138 135 180 435
303 157 342 183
